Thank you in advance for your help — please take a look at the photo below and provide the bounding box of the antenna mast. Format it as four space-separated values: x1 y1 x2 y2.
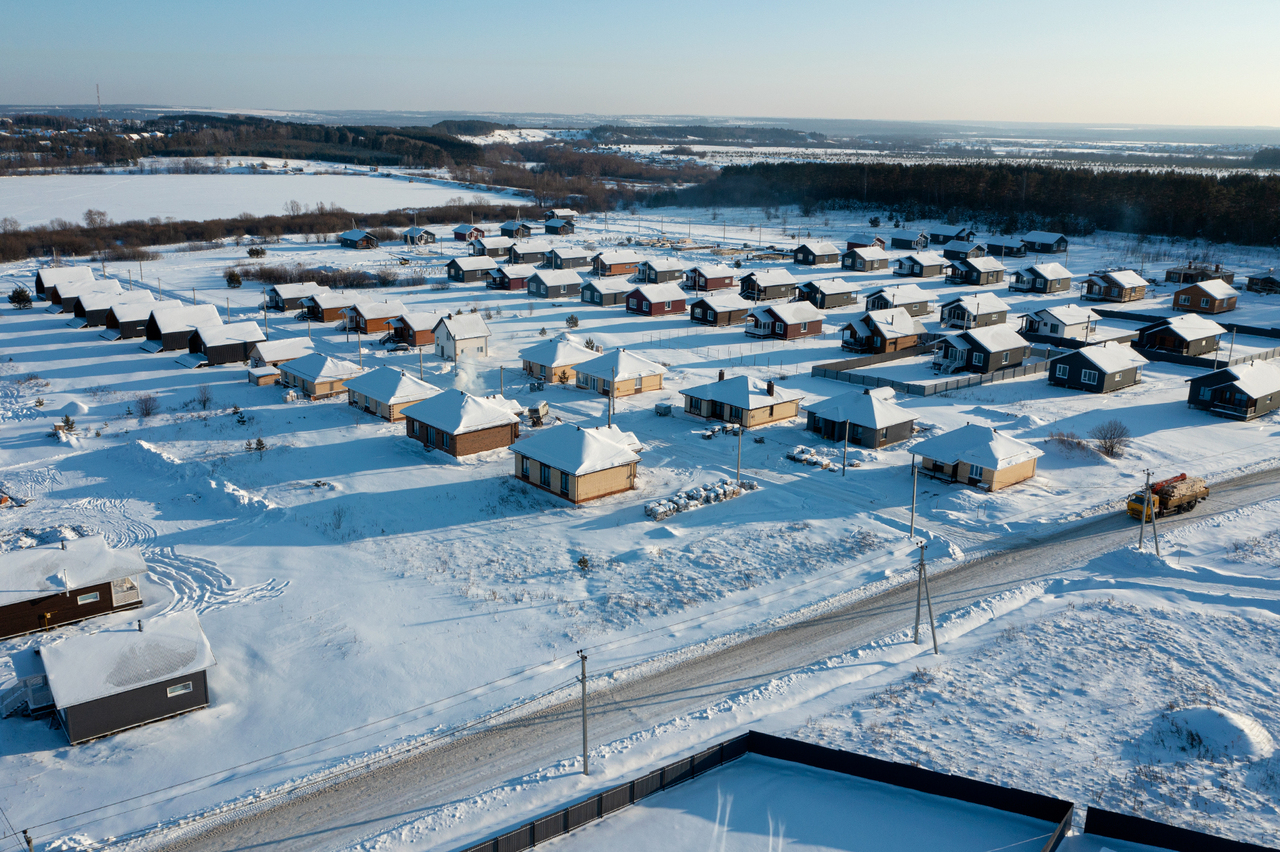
96 84 103 124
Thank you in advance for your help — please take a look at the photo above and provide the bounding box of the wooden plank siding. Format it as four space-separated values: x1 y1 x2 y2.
405 419 519 458
513 455 638 504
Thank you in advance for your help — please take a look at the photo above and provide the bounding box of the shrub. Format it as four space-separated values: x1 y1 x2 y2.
195 384 213 411
247 246 267 258
538 327 548 336
8 286 32 310
565 314 579 328
134 393 159 419
225 270 242 289
1089 419 1131 458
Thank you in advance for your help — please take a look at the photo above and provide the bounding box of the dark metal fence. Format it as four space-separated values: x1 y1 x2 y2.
812 347 1056 397
1085 806 1272 852
1091 308 1280 341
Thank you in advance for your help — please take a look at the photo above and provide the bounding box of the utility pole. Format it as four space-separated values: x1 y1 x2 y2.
909 459 919 539
608 367 615 427
1149 483 1162 558
1228 328 1237 364
499 365 504 394
24 829 33 852
307 316 312 340
157 277 163 301
420 349 425 380
1138 469 1151 549
357 330 363 367
842 421 849 477
226 296 230 322
912 542 939 655
577 650 589 776
736 423 743 482
192 287 197 306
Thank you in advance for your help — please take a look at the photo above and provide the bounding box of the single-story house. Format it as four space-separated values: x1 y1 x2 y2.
266 282 324 311
278 353 363 399
301 291 357 323
626 282 687 316
740 268 798 301
446 256 499 283
346 300 408 335
593 249 644 277
50 279 122 314
1082 269 1148 302
38 609 216 744
434 313 491 360
894 252 949 278
1172 279 1238 314
142 304 222 352
1245 268 1280 295
797 278 860 309
490 263 539 291
1134 314 1226 357
746 302 824 340
690 293 752 326
545 208 578 221
842 246 890 272
805 387 916 448
934 325 1030 374
509 240 552 265
513 424 641 504
340 228 378 250
929 225 977 245
402 226 435 246
863 284 932 317
529 269 584 299
941 241 986 261
0 536 145 641
939 292 1010 329
345 366 440 421
889 229 929 251
685 264 737 291
985 236 1028 258
75 290 154 329
550 246 593 269
841 308 925 354
1009 262 1073 294
499 221 532 239
911 423 1044 492
638 258 685 283
249 337 313 367
187 321 266 367
793 241 841 266
1020 304 1099 341
471 236 515 258
845 232 886 251
424 226 453 242
403 390 521 458
1021 231 1068 254
581 277 632 307
1048 342 1148 394
246 365 279 387
680 375 803 427
453 224 484 242
1187 361 1280 421
34 266 96 298
574 349 667 397
946 256 1007 286
1165 262 1234 285
520 333 598 384
544 218 575 235
388 311 443 347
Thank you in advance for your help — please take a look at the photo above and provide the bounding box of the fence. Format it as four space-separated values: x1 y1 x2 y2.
1091 308 1280 341
1084 806 1271 852
812 347 1056 397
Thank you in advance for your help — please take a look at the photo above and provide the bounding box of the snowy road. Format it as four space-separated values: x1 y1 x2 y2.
131 466 1280 852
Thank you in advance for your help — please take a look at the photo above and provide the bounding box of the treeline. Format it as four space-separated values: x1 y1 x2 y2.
430 119 516 137
654 162 1280 246
512 142 712 182
588 124 825 146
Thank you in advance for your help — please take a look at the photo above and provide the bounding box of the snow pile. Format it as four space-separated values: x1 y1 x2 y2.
1152 706 1275 762
644 479 758 521
785 445 853 471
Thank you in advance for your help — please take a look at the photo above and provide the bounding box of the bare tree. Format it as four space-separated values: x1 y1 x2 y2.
195 384 213 411
83 209 111 228
1089 419 1131 458
134 393 159 419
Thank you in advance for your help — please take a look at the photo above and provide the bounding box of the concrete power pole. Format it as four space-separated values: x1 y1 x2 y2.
912 542 939 655
577 650 589 776
1138 469 1151 549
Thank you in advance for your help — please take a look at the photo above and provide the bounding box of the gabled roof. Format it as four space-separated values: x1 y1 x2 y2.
952 256 1006 273
801 277 860 296
1211 361 1280 398
1142 313 1227 341
513 424 641 476
392 311 445 333
1021 262 1073 280
929 224 972 238
351 300 407 321
583 277 633 295
1092 269 1148 289
531 269 585 289
519 334 597 367
473 236 515 250
796 241 841 255
901 252 948 266
807 389 916 429
1074 342 1149 373
1179 278 1237 300
403 226 431 237
640 257 685 273
496 263 539 279
1022 230 1066 244
574 348 667 381
79 290 154 313
692 293 752 311
35 266 95 288
742 268 798 287
151 304 222 334
249 338 313 363
401 389 520 435
594 249 645 265
986 235 1026 248
499 221 530 231
943 241 983 254
279 352 363 383
911 424 1043 470
550 246 592 259
1 536 146 608
511 239 552 254
544 218 572 228
303 291 356 310
941 292 1009 314
340 228 370 241
108 300 160 323
845 246 890 261
269 282 324 300
749 301 825 324
448 256 499 271
867 284 930 306
192 320 265 348
850 308 925 340
680 375 803 409
343 366 440 404
632 282 687 303
1030 304 1098 326
688 263 737 278
956 325 1028 353
53 279 122 300
435 313 492 341
889 229 926 241
845 232 883 244
453 224 482 234
547 208 579 218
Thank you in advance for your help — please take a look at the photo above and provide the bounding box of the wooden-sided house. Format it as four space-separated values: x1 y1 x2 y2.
845 232 886 251
544 218 575 235
690 293 752 326
471 236 515 258
985 236 1028 258
434 313 491 361
581 277 633 307
1082 269 1148 303
911 423 1044 492
520 333 597 384
346 300 407 335
746 302 824 340
186 321 266 367
141 305 222 352
574 349 667 397
806 387 916 448
278 353 363 399
939 292 1009 329
592 250 644 277
388 311 443 347
894 252 948 278
509 240 552 265
249 338 313 368
301 291 356 323
402 226 435 246
797 278 859 309
841 308 925 354
739 268 798 301
340 228 378 250
446 256 499 283
1165 262 1235 285
453 224 484 242
1048 342 1148 394
842 246 890 272
75 290 153 329
889 229 929 251
685 264 737 291
1009 262 1073 294
545 208 579 222
499 221 532 239
941 241 986 261
863 284 932 317
933 325 1030 374
403 390 521 458
101 299 162 340
946 256 1007 286
1135 314 1226 357
1020 304 1099 341
929 224 977 245
792 241 841 266
513 424 642 504
0 536 145 642
266 282 324 311
1021 231 1068 254
1173 279 1237 314
34 266 95 299
1187 361 1280 421
529 269 584 299
345 366 440 421
680 375 803 427
50 278 122 314
626 282 687 316
638 258 685 284
490 264 538 291
549 246 592 270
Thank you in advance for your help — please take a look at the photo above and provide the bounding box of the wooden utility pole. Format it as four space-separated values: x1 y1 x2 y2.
577 650 589 776
1149 483 1162 557
226 296 231 322
420 349 425 380
912 542 939 655
357 330 362 367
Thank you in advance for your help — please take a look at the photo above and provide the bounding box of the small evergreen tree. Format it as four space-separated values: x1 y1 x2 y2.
565 314 579 329
255 437 267 460
60 414 75 432
538 327 548 336
8 286 33 310
225 270 242 289
244 439 254 453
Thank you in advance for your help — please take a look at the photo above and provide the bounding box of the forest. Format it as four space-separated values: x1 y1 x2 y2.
587 124 827 146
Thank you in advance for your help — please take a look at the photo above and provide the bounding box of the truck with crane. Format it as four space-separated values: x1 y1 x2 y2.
1126 473 1209 521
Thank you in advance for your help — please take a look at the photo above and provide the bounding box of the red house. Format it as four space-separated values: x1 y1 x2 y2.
489 263 538 291
453 224 485 242
626 283 687 316
746 302 824 340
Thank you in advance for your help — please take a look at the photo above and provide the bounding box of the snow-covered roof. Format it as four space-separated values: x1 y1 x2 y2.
249 338 312 364
1180 278 1237 300
547 208 579 218
750 302 825 324
986 235 1025 248
853 308 925 340
519 334 597 367
473 236 515 250
193 321 265 347
574 348 667 381
633 282 687 303
352 300 407 321
512 239 551 254
392 311 444 333
53 279 122 300
278 352 363 383
957 256 1007 273
680 375 803 410
743 268 798 287
1075 342 1149 373
453 224 481 234
436 312 492 341
109 300 161 323
595 249 644 265
641 257 685 273
36 267 95 288
150 304 222 334
0 536 146 608
889 229 926 241
1217 361 1280 398
403 226 431 237
868 284 930 306
846 246 890 261
513 424 641 476
401 389 519 435
41 610 216 708
845 232 882 244
960 325 1028 352
902 252 947 266
692 293 752 311
497 263 539 279
1022 230 1066 244
1147 313 1227 341
911 424 1043 470
532 269 585 289
79 289 154 313
304 291 355 310
499 221 528 231
807 389 916 430
269 282 324 300
688 263 736 278
944 241 982 253
1022 262 1073 280
1094 269 1148 289
585 277 633 295
941 292 1009 314
449 256 499 271
803 277 860 296
1031 304 1097 326
550 246 592 259
343 366 440 404
796 241 840 255
930 224 971 237
340 228 370 241
545 219 571 228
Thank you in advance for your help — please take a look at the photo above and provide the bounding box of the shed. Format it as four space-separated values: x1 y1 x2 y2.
490 263 539 291
680 375 803 427
946 256 1006 286
1048 342 1147 394
50 279 122 314
101 299 162 340
434 313 491 360
626 282 687 316
939 293 1009 329
841 308 925 354
187 321 266 367
1187 361 1280 421
520 333 597 384
301 291 356 323
792 241 841 266
894 252 948 278
638 258 685 283
499 221 532 239
911 424 1043 491
247 365 279 386
1172 279 1237 314
446 256 499 283
685 264 737 291
863 284 932 317
403 390 520 457
402 226 436 246
345 367 441 421
388 311 444 346
142 305 222 352
805 388 916 448
746 302 824 340
75 290 153 329
934 325 1030 374
1009 262 1073 294
1134 314 1225 357
797 277 860 309
513 425 641 504
573 349 667 397
1082 269 1148 302
278 353 363 399
592 249 644 277
549 246 592 270
842 246 890 272
509 240 552 265
340 229 378 250
845 232 886 251
739 268 798 301
889 230 929 251
690 293 752 326
1021 231 1068 253
580 277 632 307
34 266 95 298
266 282 324 311
1020 304 1098 341
471 235 515 258
529 269 584 299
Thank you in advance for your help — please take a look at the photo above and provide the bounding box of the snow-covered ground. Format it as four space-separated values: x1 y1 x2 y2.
1 189 1279 850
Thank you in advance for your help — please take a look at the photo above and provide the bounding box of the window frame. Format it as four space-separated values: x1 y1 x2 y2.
77 591 100 605
1081 369 1100 385
167 682 194 698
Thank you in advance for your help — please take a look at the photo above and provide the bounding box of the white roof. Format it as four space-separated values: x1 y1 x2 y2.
551 246 592 259
633 282 687 303
804 277 860 296
902 252 948 267
403 226 431 237
41 610 216 708
1075 342 1149 373
340 228 369 241
514 424 641 476
108 299 162 323
942 292 1009 314
1151 313 1227 341
532 269 585 289
0 536 146 608
688 263 736 278
79 290 154 312
392 311 444 333
889 229 925 241
692 293 752 311
585 277 633 295
436 312 492 341
401 389 519 435
36 267 96 288
548 208 579 218
249 338 313 363
797 241 841 255
847 246 890 261
304 291 356 310
498 263 539 279
1219 361 1280 397
855 308 925 340
868 284 930 306
453 224 480 234
912 424 1043 470
473 236 515 249
961 325 1028 352
54 279 122 300
449 256 499 271
641 257 685 273
574 348 667 381
807 389 916 429
845 232 882 244
930 224 971 237
1022 262 1073 280
352 300 407 321
1022 230 1066 243
986 235 1026 247
750 301 825 324
499 221 528 231
959 256 1007 273
279 352 363 383
193 321 265 347
680 375 803 410
512 239 552 254
151 304 222 334
1181 278 1237 300
1032 304 1097 326
344 366 440 404
1095 269 1148 290
519 334 597 367
269 282 324 300
744 268 798 287
595 249 644 265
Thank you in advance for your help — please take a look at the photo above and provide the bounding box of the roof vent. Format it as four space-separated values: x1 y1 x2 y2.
766 380 775 396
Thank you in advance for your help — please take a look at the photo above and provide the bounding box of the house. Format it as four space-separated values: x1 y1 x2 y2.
1020 304 1099 341
520 333 597 384
49 278 122 313
746 302 824 340
1048 342 1147 394
0 536 145 641
544 218 575 236
841 308 925 354
1245 268 1280 294
845 232 886 251
684 263 737 291
544 208 578 221
301 291 356 323
680 375 803 427
911 424 1044 492
529 269 584 299
340 228 378 249
985 236 1028 258
34 266 95 298
1165 262 1234 285
1172 279 1238 314
101 299 163 341
934 326 1030 374
1009 262 1073 294
1021 231 1068 254
453 224 484 242
797 278 860 309
345 367 440 421
403 390 521 457
863 284 932 317
941 241 986 261
739 268 798 301
638 258 685 283
142 304 222 352
433 313 491 360
894 252 948 278
805 387 916 448
690 293 752 326
513 424 641 504
1082 269 1148 302
509 240 552 265
792 241 841 266
626 283 687 316
889 229 929 251
1134 314 1226 357
489 263 538 291
387 311 443 347
471 236 515 258
278 353 363 399
1187 361 1280 421
581 277 632 307
929 225 977 245
946 256 1007 286
592 249 644 277
249 337 313 367
346 300 408 335
446 256 499 283
499 221 532 239
939 293 1010 329
74 290 153 329
266 282 324 311
842 246 890 272
424 226 453 242
187 321 266 366
402 226 435 246
37 609 216 745
550 246 592 269
573 349 667 397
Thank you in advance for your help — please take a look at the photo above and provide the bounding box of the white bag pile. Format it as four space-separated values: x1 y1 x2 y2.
645 478 759 521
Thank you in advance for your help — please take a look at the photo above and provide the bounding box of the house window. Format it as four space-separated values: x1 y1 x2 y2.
1048 323 1060 335
426 427 435 447
973 352 985 366
634 376 643 391
693 308 702 318
522 457 530 478
1002 352 1010 364
729 406 743 421
873 336 882 347
970 465 986 480
800 322 809 332
167 682 193 698
576 375 588 388
77 592 100 605
440 432 450 449
664 301 672 310
1200 298 1210 307
1081 369 1099 384
1178 295 1190 305
689 398 702 414
591 377 600 392
1056 364 1069 378
411 421 419 436
1113 373 1122 381
560 472 570 494
539 366 547 378
642 301 652 311
774 322 784 334
628 298 637 309
540 465 551 487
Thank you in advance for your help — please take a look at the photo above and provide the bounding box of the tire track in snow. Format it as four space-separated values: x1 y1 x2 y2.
145 547 289 615
68 496 158 548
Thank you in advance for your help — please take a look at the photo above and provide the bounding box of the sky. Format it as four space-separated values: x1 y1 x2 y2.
3 0 1279 129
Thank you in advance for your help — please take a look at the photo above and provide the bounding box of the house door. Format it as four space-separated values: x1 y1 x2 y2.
710 401 724 419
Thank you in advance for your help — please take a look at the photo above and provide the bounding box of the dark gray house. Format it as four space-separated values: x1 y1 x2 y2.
1187 361 1280 420
580 278 631 307
939 293 1009 329
792 241 841 266
934 325 1030 374
1021 231 1069 253
689 294 752 326
797 278 860 309
929 225 976 245
529 270 583 299
805 388 916 448
864 284 932 317
889 229 929 251
941 241 986 261
638 258 685 283
842 246 890 272
739 269 798 301
1009 262 1073 294
549 246 592 269
446 256 499 283
1 537 145 641
945 257 1006 286
509 240 552 265
985 236 1028 258
499 221 532 239
1134 315 1225 357
1048 343 1147 394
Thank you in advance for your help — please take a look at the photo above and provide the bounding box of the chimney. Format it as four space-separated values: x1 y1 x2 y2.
718 369 725 382
766 380 775 396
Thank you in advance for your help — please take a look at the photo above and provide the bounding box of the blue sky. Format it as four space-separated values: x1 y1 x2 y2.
3 0 1278 127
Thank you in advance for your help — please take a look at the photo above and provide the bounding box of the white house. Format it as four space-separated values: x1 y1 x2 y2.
434 313 492 361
